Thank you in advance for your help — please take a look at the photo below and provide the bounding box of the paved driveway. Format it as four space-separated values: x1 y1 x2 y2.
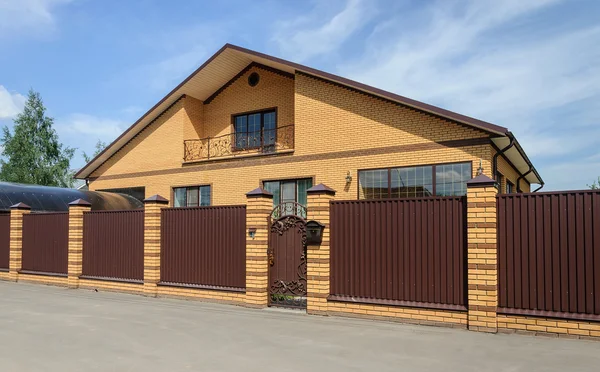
0 281 598 371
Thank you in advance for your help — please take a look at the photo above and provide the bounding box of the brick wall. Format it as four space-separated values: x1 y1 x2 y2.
89 67 499 205
498 314 600 340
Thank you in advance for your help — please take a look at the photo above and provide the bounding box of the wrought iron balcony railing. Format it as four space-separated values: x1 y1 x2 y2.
184 124 294 162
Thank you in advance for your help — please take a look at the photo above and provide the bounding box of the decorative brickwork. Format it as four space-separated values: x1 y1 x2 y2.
498 314 600 341
466 175 498 333
306 184 335 315
79 278 143 295
244 188 272 308
18 273 68 287
67 200 91 288
143 195 169 296
9 203 31 282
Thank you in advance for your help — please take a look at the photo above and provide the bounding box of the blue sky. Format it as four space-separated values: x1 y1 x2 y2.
0 0 598 190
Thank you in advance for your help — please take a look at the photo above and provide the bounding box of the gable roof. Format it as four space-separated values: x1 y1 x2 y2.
75 44 541 185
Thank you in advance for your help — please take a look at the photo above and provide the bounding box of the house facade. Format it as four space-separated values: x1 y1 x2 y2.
75 44 542 206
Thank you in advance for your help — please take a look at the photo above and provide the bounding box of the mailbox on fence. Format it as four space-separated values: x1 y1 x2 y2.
305 220 325 245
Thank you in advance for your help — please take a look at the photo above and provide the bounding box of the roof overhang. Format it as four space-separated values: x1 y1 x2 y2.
492 133 543 186
76 44 535 181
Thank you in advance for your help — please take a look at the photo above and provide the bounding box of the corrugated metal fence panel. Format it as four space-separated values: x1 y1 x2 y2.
161 206 246 289
330 197 467 307
498 191 600 316
82 210 144 282
0 214 9 270
21 212 69 275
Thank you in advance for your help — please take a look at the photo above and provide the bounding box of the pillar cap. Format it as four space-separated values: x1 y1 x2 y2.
10 202 31 210
143 194 169 204
306 183 336 196
68 199 92 207
466 174 497 188
246 187 273 198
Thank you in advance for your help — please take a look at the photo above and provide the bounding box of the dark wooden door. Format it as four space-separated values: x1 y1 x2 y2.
268 215 307 308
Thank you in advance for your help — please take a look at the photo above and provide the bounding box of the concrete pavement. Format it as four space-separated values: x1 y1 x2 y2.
0 281 597 371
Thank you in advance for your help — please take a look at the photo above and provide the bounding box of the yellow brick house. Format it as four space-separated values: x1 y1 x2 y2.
75 44 542 206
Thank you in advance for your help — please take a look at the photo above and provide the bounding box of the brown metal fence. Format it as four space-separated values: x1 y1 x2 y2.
21 212 69 275
82 210 144 282
330 197 467 309
160 206 246 290
0 213 9 270
498 191 600 319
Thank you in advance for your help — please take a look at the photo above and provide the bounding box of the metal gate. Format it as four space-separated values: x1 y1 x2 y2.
268 203 307 309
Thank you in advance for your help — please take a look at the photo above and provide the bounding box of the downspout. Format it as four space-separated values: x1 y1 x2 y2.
516 168 533 193
492 137 515 177
532 184 544 192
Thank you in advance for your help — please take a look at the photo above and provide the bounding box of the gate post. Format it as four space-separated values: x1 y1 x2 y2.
8 203 31 282
245 187 273 308
67 199 91 288
306 184 336 315
143 195 169 297
466 175 499 333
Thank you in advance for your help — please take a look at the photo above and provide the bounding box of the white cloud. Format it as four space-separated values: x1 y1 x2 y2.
57 113 125 139
0 0 73 37
0 86 26 119
272 0 377 62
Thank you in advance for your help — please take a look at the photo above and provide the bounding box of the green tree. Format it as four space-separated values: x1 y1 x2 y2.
588 176 600 190
0 89 75 187
82 139 107 163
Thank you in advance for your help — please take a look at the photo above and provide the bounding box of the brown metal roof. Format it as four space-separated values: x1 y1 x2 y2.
76 43 533 181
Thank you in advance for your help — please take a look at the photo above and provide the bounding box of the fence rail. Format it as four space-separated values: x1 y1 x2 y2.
82 210 144 282
21 212 69 275
0 214 10 270
160 206 246 290
498 191 600 318
330 197 467 309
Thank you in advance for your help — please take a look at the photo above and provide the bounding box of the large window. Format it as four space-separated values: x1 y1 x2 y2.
359 162 472 199
173 185 211 207
234 110 276 149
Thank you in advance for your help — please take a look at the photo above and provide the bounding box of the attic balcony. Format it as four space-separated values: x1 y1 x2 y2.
183 124 294 163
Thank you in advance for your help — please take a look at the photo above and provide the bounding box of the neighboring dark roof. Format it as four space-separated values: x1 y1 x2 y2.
76 44 531 181
0 182 142 212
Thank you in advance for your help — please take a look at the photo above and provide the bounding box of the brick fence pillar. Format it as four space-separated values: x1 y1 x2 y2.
306 184 336 315
143 195 169 296
67 199 91 288
466 174 499 333
244 187 273 308
8 203 31 282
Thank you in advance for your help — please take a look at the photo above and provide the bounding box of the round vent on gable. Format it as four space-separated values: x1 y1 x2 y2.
248 72 260 87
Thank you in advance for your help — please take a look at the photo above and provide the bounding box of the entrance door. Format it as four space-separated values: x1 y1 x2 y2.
268 212 307 309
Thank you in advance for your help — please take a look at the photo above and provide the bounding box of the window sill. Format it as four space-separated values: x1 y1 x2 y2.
182 149 294 166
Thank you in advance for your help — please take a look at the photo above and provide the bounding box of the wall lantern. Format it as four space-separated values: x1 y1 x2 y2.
305 220 325 245
248 227 257 239
345 171 352 184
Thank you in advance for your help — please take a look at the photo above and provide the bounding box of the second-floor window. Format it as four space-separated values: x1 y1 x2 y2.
234 110 276 150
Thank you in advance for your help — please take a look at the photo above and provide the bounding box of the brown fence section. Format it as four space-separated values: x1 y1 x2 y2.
0 214 9 270
82 210 144 282
21 213 69 275
160 206 246 290
498 191 600 319
330 197 467 309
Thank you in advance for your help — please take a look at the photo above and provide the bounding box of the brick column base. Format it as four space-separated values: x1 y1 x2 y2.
8 203 31 282
306 184 336 315
143 195 169 297
466 175 499 333
67 199 91 288
244 188 273 308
